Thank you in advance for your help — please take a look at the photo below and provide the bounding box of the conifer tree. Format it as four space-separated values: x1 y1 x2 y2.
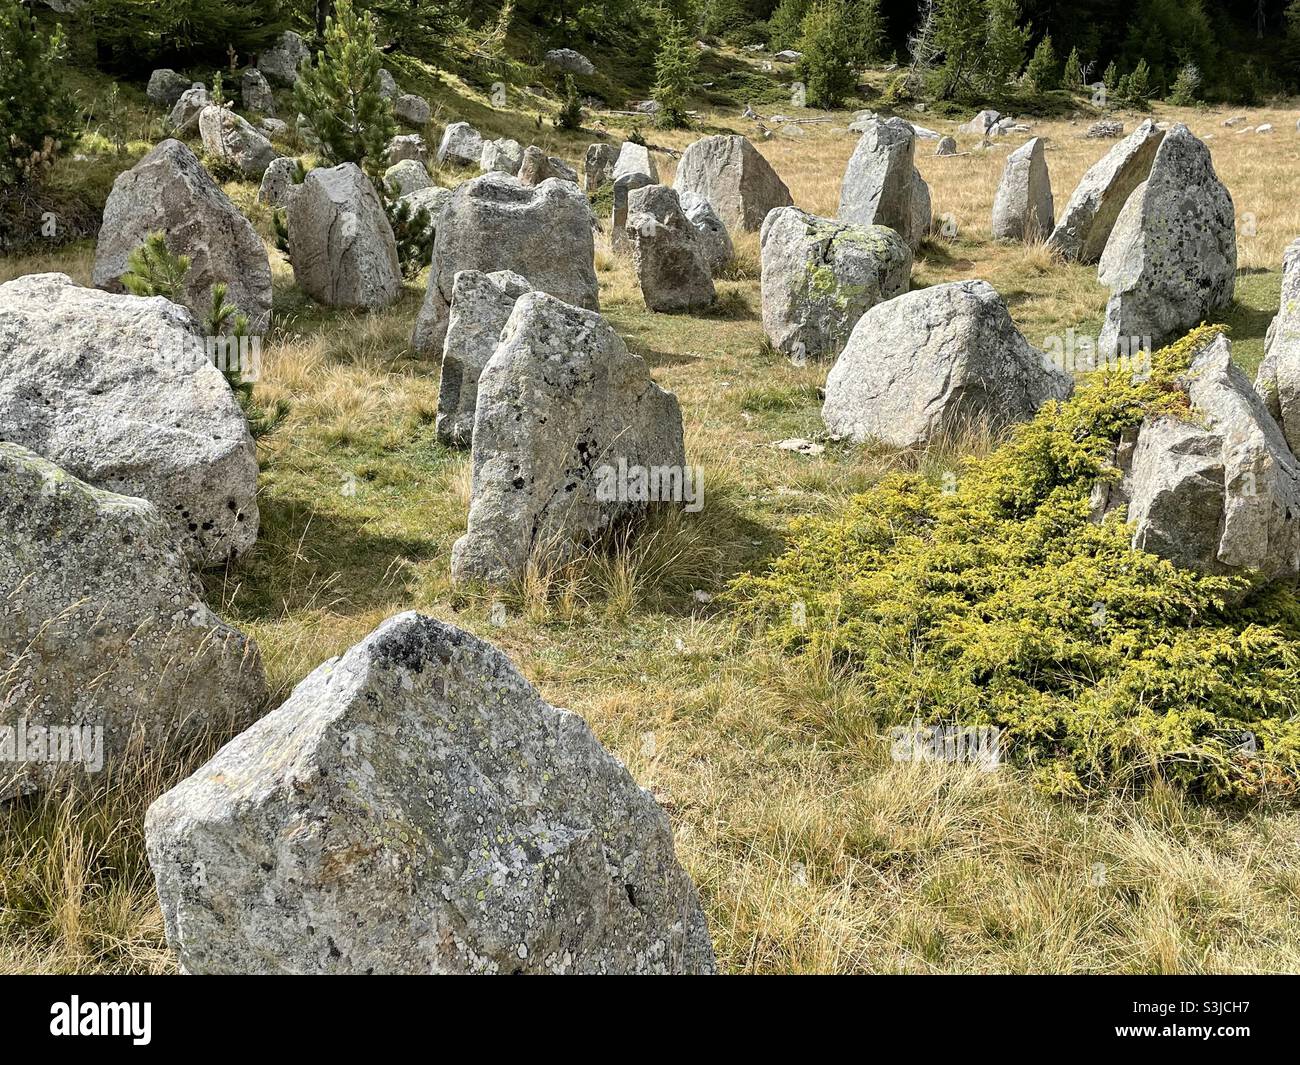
0 0 75 189
652 17 699 129
1024 31 1059 91
798 1 859 109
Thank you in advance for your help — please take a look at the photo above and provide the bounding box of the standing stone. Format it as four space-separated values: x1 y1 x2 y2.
0 273 260 564
543 48 597 76
167 84 209 134
517 146 578 187
384 158 432 197
911 169 931 243
760 207 911 361
198 106 278 178
935 135 957 156
480 137 524 176
412 173 598 356
241 67 276 114
1046 119 1164 263
991 137 1054 242
377 68 398 99
626 185 716 313
1 443 266 800
680 191 734 276
385 133 429 167
258 155 300 207
838 117 923 250
436 270 533 448
611 141 658 184
436 121 484 167
147 69 192 108
584 142 619 193
1097 125 1236 355
452 293 685 584
394 93 432 127
823 279 1072 448
287 163 402 310
93 139 272 333
611 171 654 255
257 30 310 86
1256 238 1300 455
958 109 1001 136
674 134 793 232
145 611 716 974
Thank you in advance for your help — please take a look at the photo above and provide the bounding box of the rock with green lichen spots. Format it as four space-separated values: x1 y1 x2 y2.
760 206 911 361
837 117 926 251
145 611 716 974
1255 237 1300 455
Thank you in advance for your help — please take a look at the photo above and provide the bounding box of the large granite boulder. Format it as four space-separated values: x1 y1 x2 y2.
584 142 619 193
241 67 276 114
0 274 260 563
385 133 428 167
92 139 272 333
436 270 532 448
480 136 524 176
626 185 716 313
1046 119 1164 264
1256 238 1300 455
674 134 792 232
837 117 924 250
436 121 483 167
144 611 716 974
518 146 579 187
258 155 300 207
760 207 911 361
412 173 598 356
822 279 1072 448
991 137 1053 242
394 93 432 127
1097 125 1236 355
147 68 192 108
384 158 432 197
680 191 734 276
287 163 402 310
257 30 310 86
198 105 278 178
544 48 596 76
452 293 684 584
0 444 266 800
166 84 209 134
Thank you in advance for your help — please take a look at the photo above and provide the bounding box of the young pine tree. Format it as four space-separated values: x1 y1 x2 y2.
768 0 810 52
554 73 582 130
932 0 988 100
120 233 191 302
0 0 75 190
851 0 886 63
1168 63 1201 105
1125 58 1152 107
1062 46 1084 89
798 1 859 109
294 0 395 178
1102 59 1119 92
982 0 1029 95
1024 32 1059 92
651 18 699 129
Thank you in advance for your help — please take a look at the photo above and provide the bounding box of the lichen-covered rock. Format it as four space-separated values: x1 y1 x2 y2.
452 292 684 584
436 121 483 167
383 158 431 197
385 133 428 167
679 191 734 276
147 68 192 108
517 146 578 186
838 118 926 250
584 142 619 193
257 30 310 86
991 137 1054 242
1046 119 1164 263
1097 125 1236 355
611 170 655 255
198 105 278 178
480 137 524 176
0 274 260 563
626 184 716 313
287 163 402 310
436 270 532 448
93 139 272 333
823 279 1072 448
144 611 715 974
394 93 431 127
258 155 300 207
412 172 598 356
674 134 792 231
241 67 276 114
1256 238 1300 455
543 48 596 76
611 141 658 184
0 444 265 800
166 84 209 134
760 207 911 361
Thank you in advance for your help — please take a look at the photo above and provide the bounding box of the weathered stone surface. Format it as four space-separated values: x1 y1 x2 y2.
436 270 532 448
377 67 398 99
517 146 578 186
258 155 300 207
241 67 276 114
93 139 272 333
436 121 483 167
823 279 1072 448
760 207 911 361
674 134 792 231
935 135 957 156
257 30 309 86
957 109 1000 136
198 105 278 178
611 171 654 255
147 69 192 107
584 142 619 193
166 84 209 134
544 48 596 76
395 93 432 127
287 163 402 310
0 443 266 800
1097 125 1236 355
1256 238 1300 455
384 158 431 197
0 273 260 563
385 133 428 167
480 137 524 176
911 168 931 243
1085 119 1124 139
452 292 685 583
838 117 923 250
991 137 1054 242
1046 119 1164 263
626 184 716 313
412 173 598 356
260 117 288 138
400 185 452 243
679 191 733 276
145 611 715 974
611 141 658 183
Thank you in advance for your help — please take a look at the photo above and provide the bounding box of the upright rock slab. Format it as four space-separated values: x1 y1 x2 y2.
838 118 923 250
452 292 685 584
167 85 209 134
481 137 524 176
1046 119 1164 263
92 138 272 334
1096 125 1236 355
287 163 402 310
674 134 792 232
1256 238 1300 455
147 68 192 107
436 121 483 167
259 155 300 207
257 30 310 86
145 611 715 974
517 146 578 187
611 170 655 255
0 274 260 564
241 67 276 114
611 141 658 184
198 105 278 178
991 137 1053 242
626 185 716 313
760 207 911 361
680 191 734 276
584 142 619 193
412 173 598 356
823 279 1072 448
436 269 533 448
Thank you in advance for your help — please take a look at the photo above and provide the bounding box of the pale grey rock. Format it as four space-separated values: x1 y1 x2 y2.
413 173 598 356
838 118 923 250
674 134 792 231
260 117 288 137
584 143 619 193
958 109 1000 135
612 141 658 183
384 158 432 197
935 135 957 156
258 155 300 207
1256 238 1300 455
626 184 716 313
1085 120 1124 139
147 69 192 108
679 191 733 276
287 163 402 310
1097 125 1236 355
386 133 429 167
611 171 655 256
991 136 1053 242
257 30 310 86
1046 119 1164 263
395 93 432 127
760 207 911 361
0 274 260 563
198 105 278 178
544 48 596 76
144 611 715 974
436 121 483 167
93 139 272 333
911 168 931 243
377 67 398 99
167 84 209 134
436 270 532 448
480 137 524 176
399 185 452 243
452 293 685 584
774 49 802 63
241 67 275 114
0 443 266 800
823 279 1072 448
517 146 578 187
